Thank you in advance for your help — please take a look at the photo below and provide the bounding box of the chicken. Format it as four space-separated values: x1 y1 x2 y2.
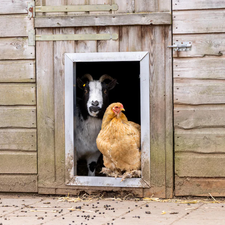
96 102 141 180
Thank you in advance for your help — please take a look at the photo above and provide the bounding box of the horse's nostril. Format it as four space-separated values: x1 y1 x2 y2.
92 101 99 106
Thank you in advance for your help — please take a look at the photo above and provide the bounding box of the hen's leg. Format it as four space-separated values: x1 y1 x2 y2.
86 151 101 176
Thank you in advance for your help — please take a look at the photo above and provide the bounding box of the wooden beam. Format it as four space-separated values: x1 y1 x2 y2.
35 13 171 28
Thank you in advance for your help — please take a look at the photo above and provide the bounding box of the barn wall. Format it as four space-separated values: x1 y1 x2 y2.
173 0 225 196
36 0 173 198
0 0 37 192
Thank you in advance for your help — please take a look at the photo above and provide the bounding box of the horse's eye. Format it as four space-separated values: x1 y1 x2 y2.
84 89 88 94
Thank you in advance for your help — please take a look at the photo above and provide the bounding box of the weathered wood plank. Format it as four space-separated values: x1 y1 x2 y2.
0 84 36 105
175 128 225 153
174 58 225 79
174 105 225 129
173 0 225 10
89 0 111 14
67 0 87 15
112 0 134 13
174 80 225 105
175 152 225 177
0 107 36 128
0 129 36 151
75 27 97 53
0 0 28 14
142 26 173 198
34 13 172 28
120 26 142 52
0 60 35 82
159 0 171 12
0 15 33 37
175 176 225 197
97 27 119 52
0 38 35 60
173 10 225 34
0 152 37 174
54 28 75 186
135 0 156 12
36 28 56 185
173 34 225 58
0 175 37 193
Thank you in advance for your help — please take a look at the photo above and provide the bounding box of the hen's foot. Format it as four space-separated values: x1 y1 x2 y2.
121 170 142 181
100 167 122 178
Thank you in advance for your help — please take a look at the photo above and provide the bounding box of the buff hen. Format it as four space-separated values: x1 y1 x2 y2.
96 102 141 180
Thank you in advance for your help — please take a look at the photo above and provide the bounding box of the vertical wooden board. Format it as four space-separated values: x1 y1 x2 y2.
141 25 173 198
0 129 36 151
173 0 225 10
159 0 171 12
173 10 225 34
0 60 35 82
54 28 75 186
0 175 37 193
67 0 88 15
0 107 36 128
97 27 119 52
173 34 225 58
135 0 156 12
45 0 67 16
75 27 97 53
174 58 225 79
0 84 36 105
175 128 225 154
0 16 33 37
0 152 37 174
0 38 35 60
112 0 134 13
0 0 28 14
120 26 142 52
37 28 56 186
89 0 111 14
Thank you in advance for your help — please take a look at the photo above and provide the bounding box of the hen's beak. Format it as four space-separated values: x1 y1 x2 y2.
121 107 125 111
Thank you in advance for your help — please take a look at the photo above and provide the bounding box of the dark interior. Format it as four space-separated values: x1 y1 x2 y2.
75 61 140 176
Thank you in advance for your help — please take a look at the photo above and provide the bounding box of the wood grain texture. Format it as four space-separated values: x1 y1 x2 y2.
135 0 156 12
89 0 111 14
0 84 36 105
0 15 33 37
0 152 37 174
174 105 225 129
173 10 225 34
175 128 225 153
97 27 119 52
120 26 142 52
112 0 134 13
0 0 28 14
0 129 36 151
173 34 225 58
0 175 37 193
0 38 35 60
174 58 225 79
36 28 56 186
175 152 225 177
75 27 97 53
0 61 35 82
0 107 36 128
175 176 225 197
34 13 172 28
54 28 75 186
173 0 225 10
142 25 173 198
174 80 225 105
